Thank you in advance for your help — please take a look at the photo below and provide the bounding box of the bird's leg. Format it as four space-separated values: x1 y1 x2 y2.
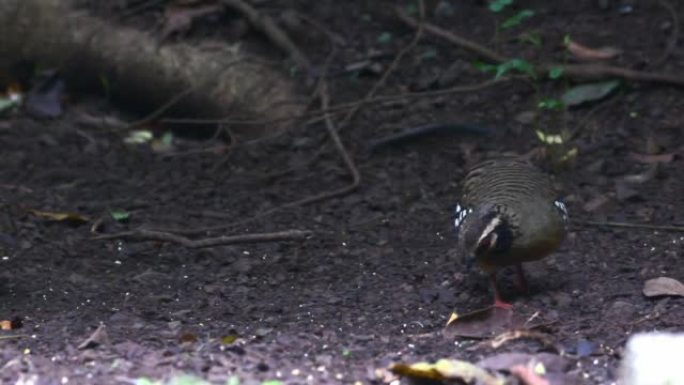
514 263 529 293
489 272 513 309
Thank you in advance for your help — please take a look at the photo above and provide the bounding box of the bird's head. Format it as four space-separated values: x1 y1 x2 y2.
454 203 513 268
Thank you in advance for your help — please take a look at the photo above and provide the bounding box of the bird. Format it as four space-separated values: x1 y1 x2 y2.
453 158 568 309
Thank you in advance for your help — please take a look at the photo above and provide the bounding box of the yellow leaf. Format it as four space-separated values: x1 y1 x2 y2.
28 209 89 223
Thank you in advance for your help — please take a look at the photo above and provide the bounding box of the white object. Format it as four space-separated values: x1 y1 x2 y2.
620 332 684 385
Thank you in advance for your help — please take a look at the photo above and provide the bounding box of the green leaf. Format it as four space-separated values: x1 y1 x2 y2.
563 34 572 46
377 32 393 44
0 95 20 114
535 130 563 145
537 98 564 110
518 31 542 47
404 3 418 15
170 375 212 385
488 0 513 12
472 61 498 73
494 58 535 79
109 209 130 222
501 9 534 29
124 130 153 144
548 67 564 79
160 131 174 146
419 47 438 60
260 381 283 385
561 80 621 107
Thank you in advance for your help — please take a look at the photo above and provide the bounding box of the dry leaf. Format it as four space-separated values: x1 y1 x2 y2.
391 359 504 385
510 365 550 385
28 209 90 224
162 2 223 38
477 352 571 373
445 305 521 338
643 277 684 298
490 330 557 350
567 40 621 61
78 323 110 350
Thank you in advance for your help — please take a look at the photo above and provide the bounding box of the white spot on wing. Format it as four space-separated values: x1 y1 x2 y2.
554 200 569 221
453 203 472 230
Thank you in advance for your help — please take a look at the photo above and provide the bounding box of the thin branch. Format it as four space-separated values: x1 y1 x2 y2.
396 7 505 63
339 0 426 129
94 229 312 248
160 77 506 128
220 0 310 69
397 8 684 87
576 220 684 232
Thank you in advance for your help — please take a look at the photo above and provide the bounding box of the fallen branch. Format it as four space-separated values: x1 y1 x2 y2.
397 8 684 87
94 229 312 248
220 0 310 70
0 0 304 130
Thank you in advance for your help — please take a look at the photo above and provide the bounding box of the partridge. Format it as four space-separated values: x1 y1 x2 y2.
453 159 568 308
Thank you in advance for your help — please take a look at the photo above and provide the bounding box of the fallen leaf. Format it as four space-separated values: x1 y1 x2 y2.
510 365 550 385
28 209 90 224
643 277 684 298
490 330 557 350
109 209 130 222
162 2 223 38
445 305 522 338
629 152 675 164
566 40 621 61
561 80 620 107
391 359 504 385
621 164 659 184
477 352 571 373
124 130 154 145
77 323 109 350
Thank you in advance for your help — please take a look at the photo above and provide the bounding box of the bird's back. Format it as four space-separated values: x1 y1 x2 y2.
462 159 557 208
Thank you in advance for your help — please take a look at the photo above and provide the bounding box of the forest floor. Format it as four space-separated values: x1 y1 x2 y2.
1 1 683 384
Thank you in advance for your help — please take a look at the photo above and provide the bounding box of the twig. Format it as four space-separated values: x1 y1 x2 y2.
576 220 684 232
338 0 426 129
94 229 312 248
160 78 505 128
220 0 310 69
397 9 684 87
119 87 196 132
654 0 679 66
396 7 505 63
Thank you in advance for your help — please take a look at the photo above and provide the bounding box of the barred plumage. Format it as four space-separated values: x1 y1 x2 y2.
453 158 568 308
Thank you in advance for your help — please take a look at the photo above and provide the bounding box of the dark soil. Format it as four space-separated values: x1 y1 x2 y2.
1 1 683 384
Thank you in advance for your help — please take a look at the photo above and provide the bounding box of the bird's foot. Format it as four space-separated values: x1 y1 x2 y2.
493 298 513 310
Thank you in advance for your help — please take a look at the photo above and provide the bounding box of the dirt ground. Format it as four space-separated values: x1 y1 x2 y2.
1 1 683 384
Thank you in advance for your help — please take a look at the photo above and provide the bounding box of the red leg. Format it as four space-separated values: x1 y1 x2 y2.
515 263 529 293
489 273 513 309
